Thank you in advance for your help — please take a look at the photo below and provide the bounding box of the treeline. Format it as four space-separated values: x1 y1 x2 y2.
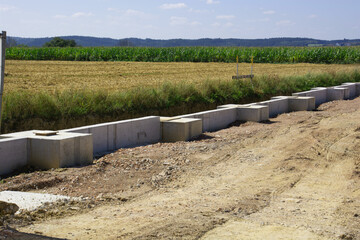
6 46 360 64
8 36 360 48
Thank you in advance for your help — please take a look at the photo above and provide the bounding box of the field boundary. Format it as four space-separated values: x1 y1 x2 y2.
0 82 359 176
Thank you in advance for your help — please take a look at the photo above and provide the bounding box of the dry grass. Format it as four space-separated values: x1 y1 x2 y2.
4 60 360 93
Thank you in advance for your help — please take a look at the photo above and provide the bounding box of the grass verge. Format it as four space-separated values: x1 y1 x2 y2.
2 70 360 133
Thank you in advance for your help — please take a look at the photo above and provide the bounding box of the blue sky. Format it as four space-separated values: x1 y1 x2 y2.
0 0 359 40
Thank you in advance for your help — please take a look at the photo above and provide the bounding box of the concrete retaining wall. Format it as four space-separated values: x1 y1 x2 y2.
178 108 237 132
341 83 357 99
63 116 161 156
237 105 269 122
1 131 93 172
254 98 289 118
1 82 360 176
0 137 28 175
29 133 93 169
293 87 327 107
271 96 315 112
327 87 347 101
161 118 202 142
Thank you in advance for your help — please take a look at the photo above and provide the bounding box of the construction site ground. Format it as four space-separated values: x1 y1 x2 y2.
0 97 360 240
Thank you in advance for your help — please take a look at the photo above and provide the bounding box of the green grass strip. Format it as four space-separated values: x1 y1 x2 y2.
1 70 360 133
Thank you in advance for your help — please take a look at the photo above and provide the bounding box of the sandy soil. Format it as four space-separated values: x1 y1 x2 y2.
1 98 360 239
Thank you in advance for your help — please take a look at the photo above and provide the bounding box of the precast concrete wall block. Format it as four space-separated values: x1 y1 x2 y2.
29 132 93 169
114 116 161 148
271 96 315 112
341 83 357 99
356 83 360 96
0 131 93 173
194 108 237 132
327 87 347 101
217 104 241 109
63 116 161 155
293 88 327 107
0 137 28 176
237 105 269 122
290 97 315 111
161 118 202 142
255 98 289 118
177 108 237 132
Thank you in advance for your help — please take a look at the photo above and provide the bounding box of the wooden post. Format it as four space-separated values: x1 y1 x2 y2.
236 56 239 78
0 31 6 133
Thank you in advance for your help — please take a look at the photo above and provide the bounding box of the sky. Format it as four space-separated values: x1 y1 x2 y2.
0 0 359 40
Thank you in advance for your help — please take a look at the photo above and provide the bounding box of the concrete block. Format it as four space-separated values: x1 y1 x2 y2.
341 83 357 99
0 137 28 176
254 98 289 118
237 105 269 122
63 116 161 155
290 97 315 111
293 88 327 107
29 131 93 169
178 108 237 132
272 96 315 112
217 104 241 109
63 124 114 154
114 116 161 148
162 118 202 142
327 87 348 101
356 83 360 96
0 130 93 172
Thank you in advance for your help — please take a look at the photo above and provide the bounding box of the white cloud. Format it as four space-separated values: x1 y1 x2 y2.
212 22 221 27
170 17 201 26
211 22 233 28
263 10 275 15
188 8 210 14
206 0 220 4
107 8 118 12
190 21 202 26
247 18 270 23
160 3 187 10
124 9 145 17
308 14 318 19
0 5 15 12
276 20 295 26
54 15 67 19
216 15 235 20
72 12 94 18
107 8 149 18
170 16 188 25
53 12 94 19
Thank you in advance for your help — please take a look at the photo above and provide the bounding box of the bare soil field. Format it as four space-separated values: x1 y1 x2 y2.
4 60 360 92
1 97 360 239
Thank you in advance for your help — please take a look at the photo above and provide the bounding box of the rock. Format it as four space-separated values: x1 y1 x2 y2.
0 201 19 215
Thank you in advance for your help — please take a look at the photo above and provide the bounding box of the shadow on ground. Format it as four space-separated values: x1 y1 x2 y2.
1 227 67 240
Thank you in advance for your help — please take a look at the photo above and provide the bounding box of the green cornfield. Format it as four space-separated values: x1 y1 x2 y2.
6 46 360 64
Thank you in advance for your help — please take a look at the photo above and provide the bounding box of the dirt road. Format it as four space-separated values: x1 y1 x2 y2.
1 98 360 239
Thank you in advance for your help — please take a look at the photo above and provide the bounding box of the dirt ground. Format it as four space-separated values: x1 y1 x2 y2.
1 97 360 239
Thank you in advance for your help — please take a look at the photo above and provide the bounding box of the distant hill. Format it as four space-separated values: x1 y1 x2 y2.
9 36 360 47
